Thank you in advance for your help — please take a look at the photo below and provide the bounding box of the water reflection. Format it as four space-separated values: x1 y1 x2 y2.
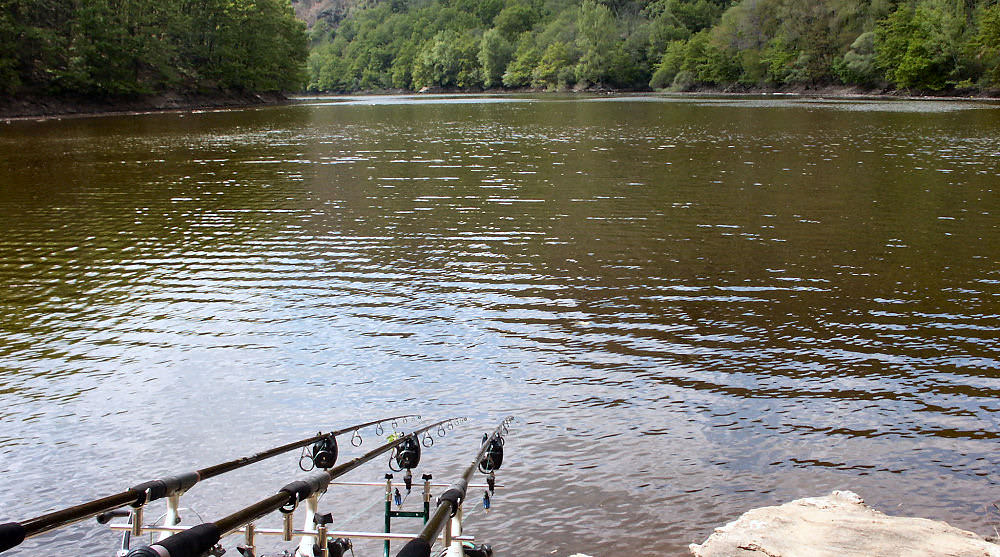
0 96 997 556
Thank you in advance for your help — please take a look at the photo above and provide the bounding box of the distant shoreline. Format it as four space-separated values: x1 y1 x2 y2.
0 91 291 122
5 86 999 121
664 83 1000 101
304 84 1000 103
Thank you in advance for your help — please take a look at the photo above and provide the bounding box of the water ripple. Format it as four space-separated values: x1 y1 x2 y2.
0 97 998 556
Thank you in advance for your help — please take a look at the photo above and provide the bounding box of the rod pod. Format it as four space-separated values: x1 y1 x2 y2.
0 415 418 554
126 418 465 557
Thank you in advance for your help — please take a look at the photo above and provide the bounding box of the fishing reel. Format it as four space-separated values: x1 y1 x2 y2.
478 434 504 474
311 435 339 469
326 538 352 557
460 542 494 557
390 435 421 471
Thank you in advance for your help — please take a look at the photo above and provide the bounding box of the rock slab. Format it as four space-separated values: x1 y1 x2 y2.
690 491 1000 557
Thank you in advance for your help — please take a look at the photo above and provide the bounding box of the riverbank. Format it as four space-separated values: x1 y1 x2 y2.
339 83 1000 100
664 83 1000 99
302 86 1000 106
0 91 290 121
5 86 999 121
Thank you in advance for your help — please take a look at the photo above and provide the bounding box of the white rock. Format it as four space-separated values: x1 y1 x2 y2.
689 490 1000 557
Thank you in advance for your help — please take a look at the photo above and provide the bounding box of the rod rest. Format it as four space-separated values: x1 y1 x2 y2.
95 509 131 524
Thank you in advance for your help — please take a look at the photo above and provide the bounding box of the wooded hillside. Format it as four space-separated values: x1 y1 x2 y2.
0 0 308 98
304 0 1000 93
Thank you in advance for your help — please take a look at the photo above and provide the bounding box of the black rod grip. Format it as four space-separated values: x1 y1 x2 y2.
130 472 201 506
395 538 432 557
126 523 221 557
437 485 465 512
279 471 331 502
124 548 163 557
0 522 26 553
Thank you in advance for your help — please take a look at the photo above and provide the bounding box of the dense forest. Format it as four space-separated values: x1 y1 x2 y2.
0 0 308 98
304 0 1000 93
2 0 998 101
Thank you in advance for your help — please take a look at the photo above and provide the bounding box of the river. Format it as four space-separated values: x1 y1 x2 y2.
0 94 998 556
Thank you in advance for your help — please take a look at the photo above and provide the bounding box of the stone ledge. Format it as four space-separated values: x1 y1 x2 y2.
690 491 1000 557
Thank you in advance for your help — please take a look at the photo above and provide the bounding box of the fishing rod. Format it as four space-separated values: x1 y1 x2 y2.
396 417 514 557
125 417 466 557
0 414 418 554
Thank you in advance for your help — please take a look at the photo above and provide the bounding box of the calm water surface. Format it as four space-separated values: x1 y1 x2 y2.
0 95 998 556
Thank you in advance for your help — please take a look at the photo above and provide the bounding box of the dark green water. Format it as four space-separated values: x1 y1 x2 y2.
0 95 998 555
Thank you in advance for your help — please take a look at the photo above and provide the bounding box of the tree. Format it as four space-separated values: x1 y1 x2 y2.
298 0 1000 94
646 11 692 63
503 39 541 87
391 40 420 89
532 40 575 88
0 0 75 94
480 27 514 87
413 30 482 89
575 0 619 85
650 39 687 88
834 31 880 85
970 3 1000 85
494 2 539 40
670 0 727 32
308 44 353 91
875 0 968 90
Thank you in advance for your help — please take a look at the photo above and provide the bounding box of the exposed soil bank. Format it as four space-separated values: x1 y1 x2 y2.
0 91 290 121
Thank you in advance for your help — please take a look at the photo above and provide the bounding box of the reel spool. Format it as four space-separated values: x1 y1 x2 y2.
311 435 339 469
478 434 504 473
393 435 421 471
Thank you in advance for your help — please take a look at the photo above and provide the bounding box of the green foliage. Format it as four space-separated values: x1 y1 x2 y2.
646 15 691 64
413 30 482 89
875 0 970 90
649 29 734 88
834 31 880 85
970 3 1000 85
650 39 686 88
503 40 542 87
532 41 575 88
309 44 353 91
301 0 1000 94
480 28 515 88
0 0 308 98
645 0 730 32
494 2 540 40
575 0 619 85
669 0 727 32
761 38 800 85
0 11 18 93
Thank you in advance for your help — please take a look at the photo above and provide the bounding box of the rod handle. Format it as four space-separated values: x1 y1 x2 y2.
125 523 220 557
0 522 26 553
395 538 431 557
